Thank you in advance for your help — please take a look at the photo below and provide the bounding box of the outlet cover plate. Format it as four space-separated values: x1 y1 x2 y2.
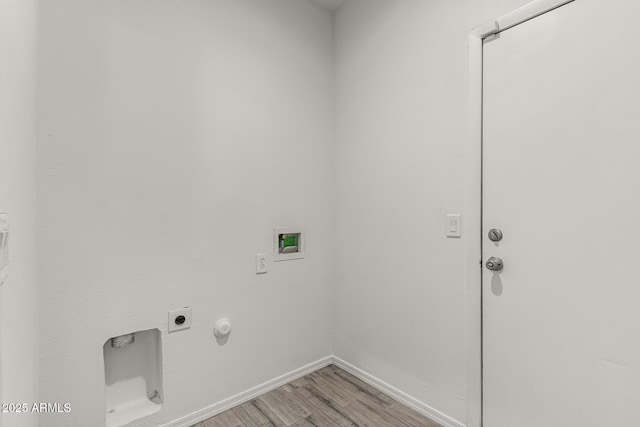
168 307 192 333
256 254 268 274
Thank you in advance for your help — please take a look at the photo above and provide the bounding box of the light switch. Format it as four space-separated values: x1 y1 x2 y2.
446 214 461 238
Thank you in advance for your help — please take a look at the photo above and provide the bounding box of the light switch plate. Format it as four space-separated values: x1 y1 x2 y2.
446 214 461 238
168 307 192 332
0 213 8 286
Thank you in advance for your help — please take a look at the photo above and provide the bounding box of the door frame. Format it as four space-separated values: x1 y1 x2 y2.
465 1 575 426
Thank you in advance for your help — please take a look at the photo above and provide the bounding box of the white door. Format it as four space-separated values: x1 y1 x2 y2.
482 1 640 426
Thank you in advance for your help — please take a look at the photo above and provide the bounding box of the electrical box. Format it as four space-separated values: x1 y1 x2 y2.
274 228 305 261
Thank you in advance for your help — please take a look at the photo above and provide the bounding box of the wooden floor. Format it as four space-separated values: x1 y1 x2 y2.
193 365 442 427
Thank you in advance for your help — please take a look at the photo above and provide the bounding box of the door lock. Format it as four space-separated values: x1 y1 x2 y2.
485 256 503 272
488 228 503 242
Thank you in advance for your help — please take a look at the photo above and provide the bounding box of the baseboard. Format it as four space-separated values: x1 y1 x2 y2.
162 356 333 427
163 354 465 427
332 357 466 427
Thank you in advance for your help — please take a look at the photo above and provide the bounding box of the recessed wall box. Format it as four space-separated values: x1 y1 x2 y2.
104 329 163 427
274 227 305 261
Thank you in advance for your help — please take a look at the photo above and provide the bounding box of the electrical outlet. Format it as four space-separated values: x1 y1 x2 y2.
168 307 192 333
256 254 268 274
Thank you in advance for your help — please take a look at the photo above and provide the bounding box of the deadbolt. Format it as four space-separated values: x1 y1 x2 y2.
488 228 503 242
485 256 503 272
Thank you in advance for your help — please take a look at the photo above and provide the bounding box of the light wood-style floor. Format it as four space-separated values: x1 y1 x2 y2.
193 365 443 427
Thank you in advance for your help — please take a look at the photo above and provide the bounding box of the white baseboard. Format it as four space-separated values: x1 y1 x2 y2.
163 355 465 427
162 356 333 427
332 357 465 427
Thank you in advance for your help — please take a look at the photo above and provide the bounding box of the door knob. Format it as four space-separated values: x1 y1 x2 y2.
485 256 503 271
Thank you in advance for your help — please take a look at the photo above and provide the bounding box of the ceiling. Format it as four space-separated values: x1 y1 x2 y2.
309 0 348 11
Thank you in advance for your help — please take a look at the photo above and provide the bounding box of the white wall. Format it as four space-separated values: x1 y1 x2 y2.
38 1 579 425
333 0 531 424
38 1 334 425
0 0 40 426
